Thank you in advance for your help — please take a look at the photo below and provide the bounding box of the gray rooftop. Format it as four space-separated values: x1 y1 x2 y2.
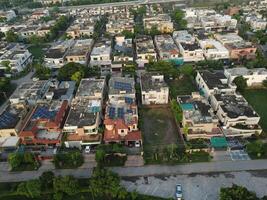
141 72 168 92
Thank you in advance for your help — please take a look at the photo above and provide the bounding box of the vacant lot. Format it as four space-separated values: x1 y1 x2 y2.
166 75 197 99
140 106 181 147
243 89 267 132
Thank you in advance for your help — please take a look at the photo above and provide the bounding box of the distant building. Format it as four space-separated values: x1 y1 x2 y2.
140 73 169 105
143 14 174 33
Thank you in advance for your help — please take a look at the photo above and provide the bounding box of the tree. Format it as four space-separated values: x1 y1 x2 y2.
5 30 19 42
95 149 105 167
147 60 179 78
53 176 79 199
17 180 41 198
39 171 55 190
263 80 267 88
27 35 45 45
71 71 83 84
35 64 51 80
8 153 23 169
1 61 11 73
146 25 161 36
233 76 247 92
171 9 187 30
220 184 259 200
246 140 267 158
89 167 127 199
121 30 134 38
179 64 195 77
0 31 5 40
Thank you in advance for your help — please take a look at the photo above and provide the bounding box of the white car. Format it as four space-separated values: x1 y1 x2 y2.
135 141 141 147
175 184 183 200
85 146 91 154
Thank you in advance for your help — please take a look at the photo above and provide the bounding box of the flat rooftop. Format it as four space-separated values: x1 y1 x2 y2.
141 72 168 92
198 70 229 89
75 78 105 98
225 67 267 76
109 77 135 95
214 93 259 118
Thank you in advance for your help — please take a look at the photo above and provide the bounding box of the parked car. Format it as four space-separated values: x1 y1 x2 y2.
175 184 183 200
85 146 91 154
135 141 141 147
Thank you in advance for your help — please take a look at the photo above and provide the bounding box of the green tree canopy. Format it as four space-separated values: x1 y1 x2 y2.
220 184 259 200
39 171 55 190
17 179 41 198
233 76 247 92
5 30 19 42
53 176 79 199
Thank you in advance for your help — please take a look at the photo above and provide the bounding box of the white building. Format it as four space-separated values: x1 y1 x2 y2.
173 30 204 62
196 70 236 99
199 39 229 60
0 10 16 21
214 33 244 45
224 67 267 86
90 38 112 67
140 73 169 105
0 44 32 73
210 92 262 137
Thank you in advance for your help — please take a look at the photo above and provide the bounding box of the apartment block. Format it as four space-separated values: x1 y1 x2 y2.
143 14 173 33
90 38 112 67
113 36 134 63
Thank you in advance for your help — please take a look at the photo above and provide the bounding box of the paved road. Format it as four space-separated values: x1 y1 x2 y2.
1 159 267 182
60 0 186 10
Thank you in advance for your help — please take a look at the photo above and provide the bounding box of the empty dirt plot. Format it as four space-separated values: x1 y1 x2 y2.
140 106 182 149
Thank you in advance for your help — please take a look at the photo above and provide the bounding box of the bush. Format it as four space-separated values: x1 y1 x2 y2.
246 140 267 159
54 151 84 169
8 152 40 171
171 99 183 123
220 184 259 200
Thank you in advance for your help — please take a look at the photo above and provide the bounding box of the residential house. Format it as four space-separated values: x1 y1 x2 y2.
135 35 157 68
173 30 204 62
198 39 229 60
140 73 169 105
177 92 222 140
224 67 267 86
143 14 174 33
63 78 106 148
106 14 134 35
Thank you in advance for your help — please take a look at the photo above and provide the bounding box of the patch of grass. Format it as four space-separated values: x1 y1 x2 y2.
166 75 197 98
243 89 267 132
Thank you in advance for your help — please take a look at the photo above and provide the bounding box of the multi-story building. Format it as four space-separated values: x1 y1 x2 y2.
113 35 134 64
246 16 267 30
154 35 183 64
66 21 96 38
19 100 68 146
196 70 236 99
143 14 173 33
31 9 50 20
135 35 157 67
140 73 169 105
103 76 142 147
199 39 229 60
214 33 244 45
210 92 262 137
0 44 32 73
224 67 267 86
225 41 257 60
173 30 204 62
177 92 222 140
44 40 75 68
65 39 94 65
63 78 106 148
90 38 112 67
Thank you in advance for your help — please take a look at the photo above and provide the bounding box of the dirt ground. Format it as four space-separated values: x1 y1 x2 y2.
140 106 181 148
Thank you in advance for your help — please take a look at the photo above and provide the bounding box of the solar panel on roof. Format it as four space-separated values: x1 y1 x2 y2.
109 107 116 119
117 107 124 119
114 81 132 92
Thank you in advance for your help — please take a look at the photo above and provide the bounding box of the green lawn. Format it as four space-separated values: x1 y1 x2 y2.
166 75 197 99
243 89 267 132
